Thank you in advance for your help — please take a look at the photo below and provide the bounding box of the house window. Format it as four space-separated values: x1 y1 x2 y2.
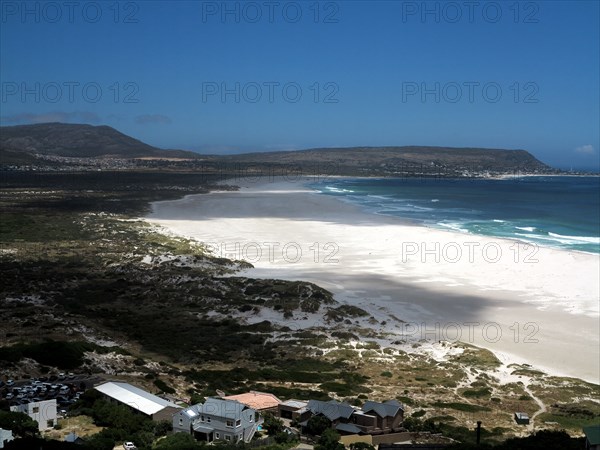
236 419 241 427
47 420 54 428
179 418 183 425
226 419 234 427
33 407 39 413
215 433 220 439
207 417 211 423
225 435 231 441
200 415 205 422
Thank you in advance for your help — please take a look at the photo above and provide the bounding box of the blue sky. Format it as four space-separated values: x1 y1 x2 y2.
1 1 599 170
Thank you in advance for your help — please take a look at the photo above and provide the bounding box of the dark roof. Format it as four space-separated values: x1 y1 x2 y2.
362 400 403 417
335 423 363 434
307 400 355 421
64 432 85 443
583 425 600 445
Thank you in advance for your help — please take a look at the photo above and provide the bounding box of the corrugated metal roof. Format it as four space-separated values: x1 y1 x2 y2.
95 381 179 416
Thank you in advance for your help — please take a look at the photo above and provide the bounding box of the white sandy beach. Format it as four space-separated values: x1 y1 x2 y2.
146 177 600 384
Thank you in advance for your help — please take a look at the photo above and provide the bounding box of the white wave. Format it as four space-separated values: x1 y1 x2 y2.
431 199 439 202
515 226 536 232
438 222 469 233
493 219 505 223
548 232 600 244
367 194 392 200
325 186 354 193
515 232 600 246
409 204 434 211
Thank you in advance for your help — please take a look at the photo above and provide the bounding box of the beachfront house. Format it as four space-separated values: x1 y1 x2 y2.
173 397 259 443
357 400 404 433
299 399 355 427
296 399 404 435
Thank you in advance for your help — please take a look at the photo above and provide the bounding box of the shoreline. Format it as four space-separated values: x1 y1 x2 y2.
144 176 600 384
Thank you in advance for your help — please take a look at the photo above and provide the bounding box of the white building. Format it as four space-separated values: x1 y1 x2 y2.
95 381 181 422
10 399 57 431
0 428 15 449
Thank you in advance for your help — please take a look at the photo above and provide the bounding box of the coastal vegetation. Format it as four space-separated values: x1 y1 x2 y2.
0 170 597 449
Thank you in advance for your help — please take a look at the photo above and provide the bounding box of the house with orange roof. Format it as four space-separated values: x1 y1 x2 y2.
222 391 282 413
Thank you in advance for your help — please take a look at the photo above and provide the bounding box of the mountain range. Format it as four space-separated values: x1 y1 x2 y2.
0 123 554 173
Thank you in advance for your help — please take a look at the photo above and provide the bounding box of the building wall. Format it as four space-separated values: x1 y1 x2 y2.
10 399 57 431
353 414 376 430
278 405 303 420
152 406 181 423
173 410 193 433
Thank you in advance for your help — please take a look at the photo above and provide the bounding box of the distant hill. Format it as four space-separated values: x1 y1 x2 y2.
222 146 552 171
0 123 555 174
0 123 199 160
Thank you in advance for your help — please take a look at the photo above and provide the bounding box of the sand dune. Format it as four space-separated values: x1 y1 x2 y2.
146 177 600 384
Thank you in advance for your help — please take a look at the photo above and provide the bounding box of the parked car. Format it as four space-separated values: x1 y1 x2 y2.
123 442 137 450
6 380 14 386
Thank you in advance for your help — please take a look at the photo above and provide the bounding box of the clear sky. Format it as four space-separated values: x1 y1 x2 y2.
1 1 599 170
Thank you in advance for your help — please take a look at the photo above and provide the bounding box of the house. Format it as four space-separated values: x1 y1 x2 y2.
10 399 57 431
514 412 529 425
583 425 600 450
298 400 356 433
278 399 308 420
359 400 404 433
297 399 404 436
94 381 181 422
303 399 355 424
223 391 282 412
173 397 260 443
0 429 14 449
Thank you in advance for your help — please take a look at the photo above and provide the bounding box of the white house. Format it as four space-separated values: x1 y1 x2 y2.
10 399 57 431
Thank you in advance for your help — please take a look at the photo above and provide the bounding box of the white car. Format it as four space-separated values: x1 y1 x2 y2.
123 443 137 450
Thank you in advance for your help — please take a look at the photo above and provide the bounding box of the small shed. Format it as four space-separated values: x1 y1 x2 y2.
514 412 529 425
64 432 86 445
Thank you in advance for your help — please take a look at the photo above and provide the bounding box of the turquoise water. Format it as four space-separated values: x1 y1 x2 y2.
308 176 600 254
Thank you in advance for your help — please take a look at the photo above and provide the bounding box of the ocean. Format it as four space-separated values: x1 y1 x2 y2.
307 176 600 254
